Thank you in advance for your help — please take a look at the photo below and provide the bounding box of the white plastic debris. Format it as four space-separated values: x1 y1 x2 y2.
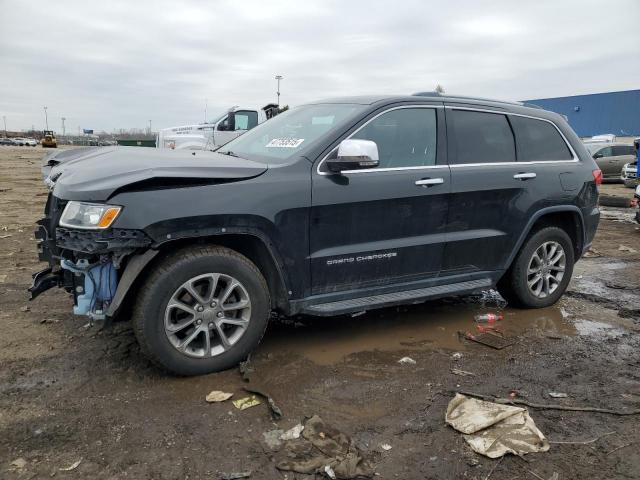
59 459 82 471
618 245 637 253
452 352 463 360
445 393 549 458
548 392 568 398
11 458 27 469
280 423 304 441
398 356 416 365
380 443 392 451
205 390 234 403
324 465 337 479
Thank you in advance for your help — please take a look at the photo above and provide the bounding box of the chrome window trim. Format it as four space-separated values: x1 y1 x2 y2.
445 105 579 163
316 105 442 176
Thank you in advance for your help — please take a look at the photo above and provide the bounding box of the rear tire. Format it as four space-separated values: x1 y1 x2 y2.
133 245 270 376
497 227 574 308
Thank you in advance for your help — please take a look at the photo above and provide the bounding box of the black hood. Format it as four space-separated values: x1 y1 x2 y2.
50 146 268 201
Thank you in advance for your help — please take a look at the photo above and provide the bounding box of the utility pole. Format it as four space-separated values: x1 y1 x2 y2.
43 106 49 130
61 117 66 137
275 75 283 107
205 98 208 123
2 116 7 137
148 120 152 135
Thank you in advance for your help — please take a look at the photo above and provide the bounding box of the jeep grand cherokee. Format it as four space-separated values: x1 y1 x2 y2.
30 93 600 375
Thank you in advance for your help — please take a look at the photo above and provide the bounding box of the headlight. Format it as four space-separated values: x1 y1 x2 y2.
59 201 122 230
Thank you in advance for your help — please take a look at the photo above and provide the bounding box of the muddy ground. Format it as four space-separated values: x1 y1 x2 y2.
1 145 639 480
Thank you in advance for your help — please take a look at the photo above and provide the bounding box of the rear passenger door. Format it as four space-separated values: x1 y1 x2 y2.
442 106 577 275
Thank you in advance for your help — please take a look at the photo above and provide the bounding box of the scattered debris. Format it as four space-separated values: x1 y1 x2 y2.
452 352 463 360
220 471 251 479
11 458 27 469
445 393 549 458
232 395 262 411
463 332 516 350
20 305 30 312
548 392 568 399
263 429 284 449
474 313 503 323
239 357 283 419
380 443 392 451
398 356 416 365
548 431 614 445
276 415 374 478
0 274 6 283
451 368 476 377
280 423 304 441
0 234 12 239
206 390 234 403
618 245 637 253
583 247 601 258
59 459 82 471
324 465 337 479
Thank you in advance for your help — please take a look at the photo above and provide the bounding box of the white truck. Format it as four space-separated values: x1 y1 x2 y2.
157 104 279 150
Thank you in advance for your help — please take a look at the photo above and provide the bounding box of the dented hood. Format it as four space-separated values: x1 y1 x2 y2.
50 146 268 201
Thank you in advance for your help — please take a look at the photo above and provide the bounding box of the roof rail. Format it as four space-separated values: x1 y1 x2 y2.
412 92 541 108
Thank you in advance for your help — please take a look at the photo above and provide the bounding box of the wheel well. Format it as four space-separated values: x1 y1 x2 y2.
528 211 583 259
154 235 289 312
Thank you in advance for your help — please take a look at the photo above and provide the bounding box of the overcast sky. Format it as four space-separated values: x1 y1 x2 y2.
1 0 638 133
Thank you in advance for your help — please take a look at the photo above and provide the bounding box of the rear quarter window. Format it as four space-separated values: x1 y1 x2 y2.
509 116 573 161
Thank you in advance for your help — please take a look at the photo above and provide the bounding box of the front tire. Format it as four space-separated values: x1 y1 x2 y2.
133 246 270 375
498 227 574 308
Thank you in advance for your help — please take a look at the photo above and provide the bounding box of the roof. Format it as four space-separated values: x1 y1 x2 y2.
524 90 640 137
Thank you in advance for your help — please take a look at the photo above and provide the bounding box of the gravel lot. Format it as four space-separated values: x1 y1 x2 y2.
1 145 639 479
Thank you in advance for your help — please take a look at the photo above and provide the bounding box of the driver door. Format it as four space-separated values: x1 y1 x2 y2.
310 105 450 295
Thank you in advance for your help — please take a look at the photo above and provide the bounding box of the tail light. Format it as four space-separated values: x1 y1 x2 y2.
592 169 602 186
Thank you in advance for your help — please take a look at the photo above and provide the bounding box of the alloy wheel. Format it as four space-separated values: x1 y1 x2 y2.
526 241 566 299
164 273 251 358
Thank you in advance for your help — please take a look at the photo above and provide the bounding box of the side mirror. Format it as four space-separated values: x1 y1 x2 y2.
326 139 379 173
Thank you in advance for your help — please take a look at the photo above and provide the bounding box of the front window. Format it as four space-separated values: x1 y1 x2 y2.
217 104 365 163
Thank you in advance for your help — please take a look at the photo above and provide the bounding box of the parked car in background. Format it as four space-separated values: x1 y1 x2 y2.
31 93 600 375
621 161 638 187
583 134 616 144
23 138 38 147
11 137 25 146
585 142 636 180
0 138 13 145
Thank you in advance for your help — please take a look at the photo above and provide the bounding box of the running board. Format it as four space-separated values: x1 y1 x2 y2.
301 278 492 316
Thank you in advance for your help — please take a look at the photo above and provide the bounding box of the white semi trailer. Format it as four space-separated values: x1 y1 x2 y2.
157 104 279 150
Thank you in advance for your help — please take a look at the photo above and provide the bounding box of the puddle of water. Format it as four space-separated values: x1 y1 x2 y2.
259 299 577 365
572 319 626 337
599 208 636 224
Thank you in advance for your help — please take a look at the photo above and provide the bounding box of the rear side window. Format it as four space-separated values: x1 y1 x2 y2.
612 145 635 156
450 110 515 164
510 116 573 161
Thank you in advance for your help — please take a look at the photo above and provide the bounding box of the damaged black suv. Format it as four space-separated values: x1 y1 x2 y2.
31 93 600 375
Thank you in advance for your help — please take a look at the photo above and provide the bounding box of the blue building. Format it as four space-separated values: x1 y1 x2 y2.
524 89 640 138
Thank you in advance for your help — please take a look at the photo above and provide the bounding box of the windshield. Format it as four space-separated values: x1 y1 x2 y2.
218 103 365 163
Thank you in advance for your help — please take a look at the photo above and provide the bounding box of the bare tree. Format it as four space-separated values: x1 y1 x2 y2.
435 84 445 94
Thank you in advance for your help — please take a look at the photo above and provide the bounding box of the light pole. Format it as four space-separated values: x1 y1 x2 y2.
275 75 283 107
148 120 152 135
43 106 49 130
61 117 66 137
2 116 6 137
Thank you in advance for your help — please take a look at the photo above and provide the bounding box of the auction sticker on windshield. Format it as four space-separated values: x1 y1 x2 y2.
265 138 304 148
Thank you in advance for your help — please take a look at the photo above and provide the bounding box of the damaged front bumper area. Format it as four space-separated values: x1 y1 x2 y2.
30 194 153 322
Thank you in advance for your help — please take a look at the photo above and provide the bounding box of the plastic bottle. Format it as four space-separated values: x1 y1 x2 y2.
474 313 503 324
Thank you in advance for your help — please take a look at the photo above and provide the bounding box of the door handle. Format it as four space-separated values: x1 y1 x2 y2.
513 172 537 180
415 178 444 187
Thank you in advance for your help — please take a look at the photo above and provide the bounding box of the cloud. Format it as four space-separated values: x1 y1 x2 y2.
0 0 638 132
